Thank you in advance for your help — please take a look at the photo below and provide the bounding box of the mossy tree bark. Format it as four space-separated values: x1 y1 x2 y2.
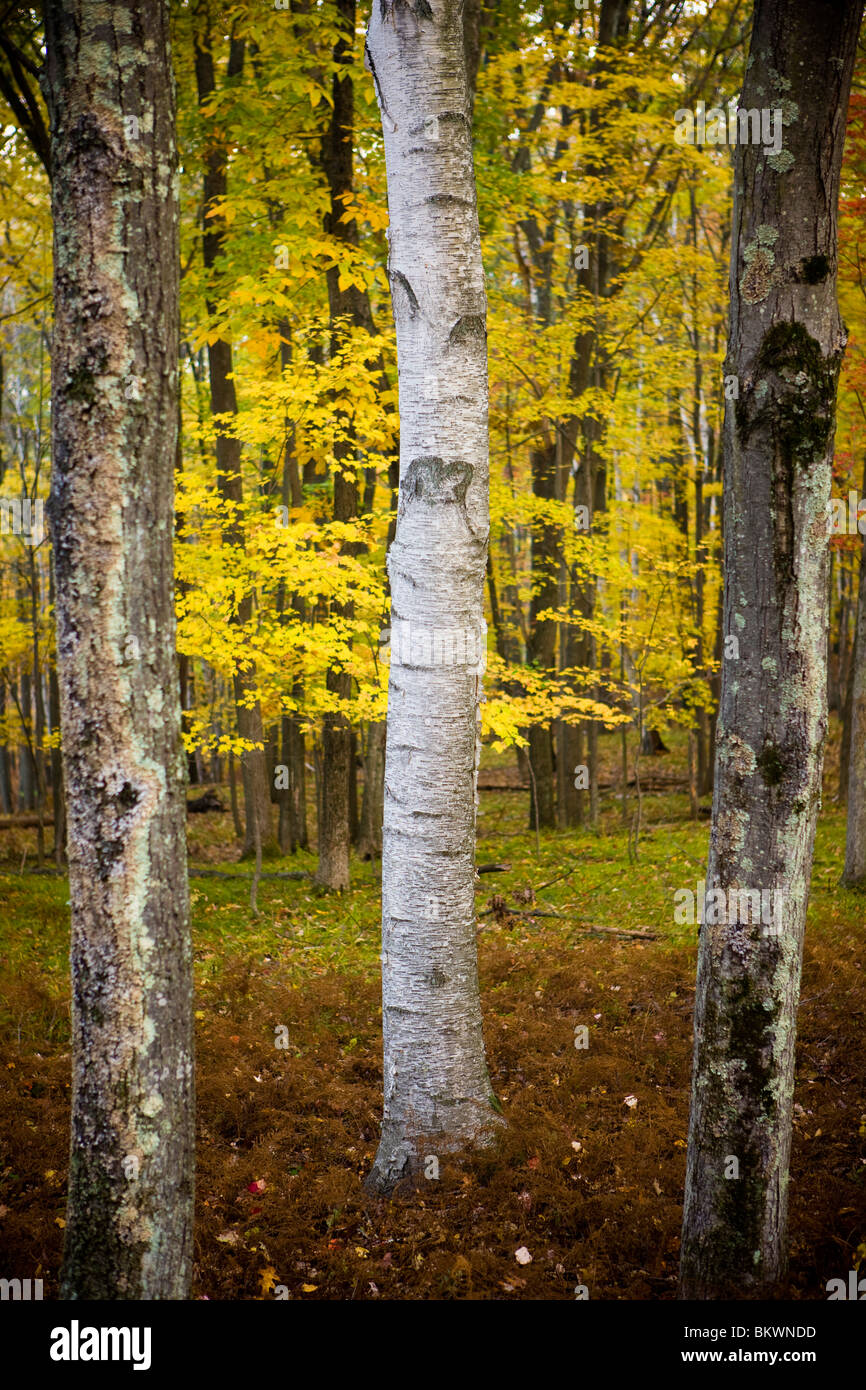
364 0 502 1194
679 0 863 1298
44 0 194 1298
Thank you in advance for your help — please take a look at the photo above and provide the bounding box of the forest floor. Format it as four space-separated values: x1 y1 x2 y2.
1 730 865 1300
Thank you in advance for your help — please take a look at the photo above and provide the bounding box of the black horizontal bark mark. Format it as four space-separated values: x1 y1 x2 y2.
448 314 486 346
380 0 433 19
408 111 468 135
400 456 473 508
390 269 419 316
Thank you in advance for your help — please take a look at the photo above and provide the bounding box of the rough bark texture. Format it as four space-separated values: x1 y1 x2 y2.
843 524 866 884
44 0 194 1298
48 585 66 864
364 0 501 1194
679 0 862 1298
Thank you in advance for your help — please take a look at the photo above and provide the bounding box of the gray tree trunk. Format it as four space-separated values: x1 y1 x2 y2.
527 441 558 830
679 0 862 1298
364 0 502 1194
357 719 385 860
44 0 194 1299
843 525 866 884
0 681 12 814
48 567 66 865
316 0 363 892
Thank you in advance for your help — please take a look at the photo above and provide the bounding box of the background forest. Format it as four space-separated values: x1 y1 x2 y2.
0 0 865 1306
3 1 866 863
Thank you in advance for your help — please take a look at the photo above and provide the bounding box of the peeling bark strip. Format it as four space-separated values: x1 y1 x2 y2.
44 0 194 1297
679 0 863 1299
364 0 502 1193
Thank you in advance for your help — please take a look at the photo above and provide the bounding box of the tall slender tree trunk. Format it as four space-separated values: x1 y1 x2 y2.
0 681 12 814
27 549 47 864
17 625 34 812
274 327 308 854
680 0 862 1298
839 462 866 803
193 2 274 860
559 0 632 829
527 440 558 829
48 564 65 864
45 0 194 1298
315 0 360 891
357 718 385 859
49 659 65 865
316 0 396 886
843 521 866 884
364 0 501 1194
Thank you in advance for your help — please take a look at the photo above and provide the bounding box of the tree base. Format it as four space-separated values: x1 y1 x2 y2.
363 1111 505 1198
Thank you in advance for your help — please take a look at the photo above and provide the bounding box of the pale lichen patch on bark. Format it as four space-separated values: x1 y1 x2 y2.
48 0 193 1299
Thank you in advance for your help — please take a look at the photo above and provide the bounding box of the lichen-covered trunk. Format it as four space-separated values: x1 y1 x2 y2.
843 526 866 884
679 0 862 1298
44 0 194 1298
364 0 501 1194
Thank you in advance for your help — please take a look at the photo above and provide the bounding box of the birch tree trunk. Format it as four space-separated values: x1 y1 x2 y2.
44 0 194 1298
679 0 862 1298
364 0 501 1194
843 524 866 884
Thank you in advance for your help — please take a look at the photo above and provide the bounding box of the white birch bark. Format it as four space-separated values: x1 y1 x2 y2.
364 0 501 1193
